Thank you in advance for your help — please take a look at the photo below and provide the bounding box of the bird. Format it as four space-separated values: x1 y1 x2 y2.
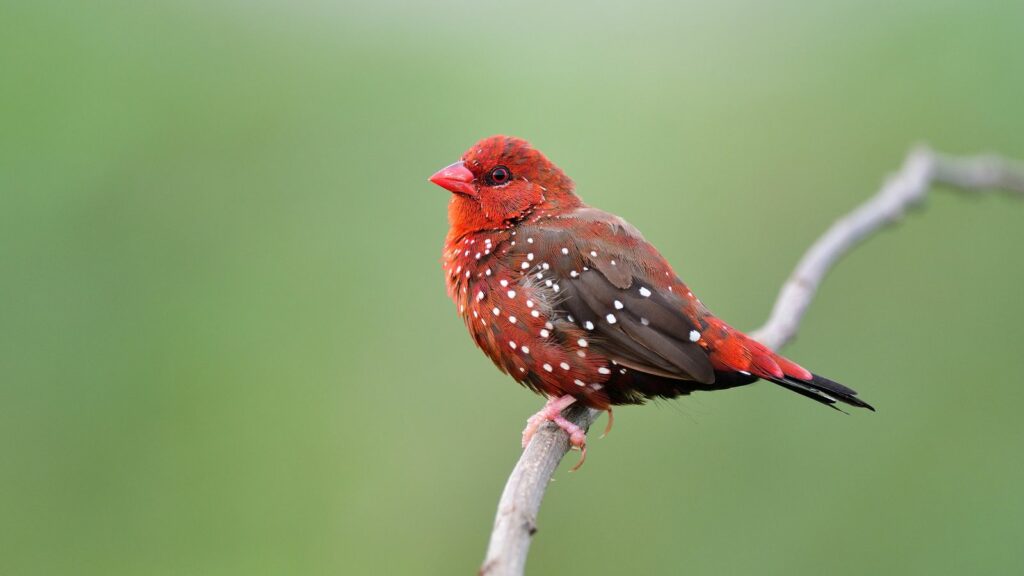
429 135 872 467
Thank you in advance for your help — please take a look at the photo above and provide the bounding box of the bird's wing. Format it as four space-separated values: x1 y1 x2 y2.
515 209 716 384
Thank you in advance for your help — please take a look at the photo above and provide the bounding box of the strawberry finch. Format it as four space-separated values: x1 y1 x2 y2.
429 136 872 467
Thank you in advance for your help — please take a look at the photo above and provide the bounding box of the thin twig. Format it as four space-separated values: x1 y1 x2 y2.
751 147 1024 350
480 146 1024 576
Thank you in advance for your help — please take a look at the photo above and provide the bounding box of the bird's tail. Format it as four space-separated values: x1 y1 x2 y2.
714 332 874 412
764 371 874 412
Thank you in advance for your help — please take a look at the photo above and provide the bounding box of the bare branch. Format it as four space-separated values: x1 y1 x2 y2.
750 147 1024 350
479 404 599 576
480 146 1024 576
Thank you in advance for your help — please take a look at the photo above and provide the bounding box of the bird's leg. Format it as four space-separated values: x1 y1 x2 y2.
521 394 585 447
521 395 590 470
550 412 589 471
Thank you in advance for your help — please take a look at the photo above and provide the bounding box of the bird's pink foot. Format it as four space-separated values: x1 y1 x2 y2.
551 412 589 471
522 395 577 447
521 395 589 470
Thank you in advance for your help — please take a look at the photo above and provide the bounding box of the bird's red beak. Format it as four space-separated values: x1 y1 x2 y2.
429 161 476 196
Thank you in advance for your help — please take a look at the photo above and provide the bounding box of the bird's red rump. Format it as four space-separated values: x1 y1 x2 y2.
775 356 813 382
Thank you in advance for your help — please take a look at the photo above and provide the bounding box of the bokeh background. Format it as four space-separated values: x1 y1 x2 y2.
3 1 1024 574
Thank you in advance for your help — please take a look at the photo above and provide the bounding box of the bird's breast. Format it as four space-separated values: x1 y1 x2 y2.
442 230 613 402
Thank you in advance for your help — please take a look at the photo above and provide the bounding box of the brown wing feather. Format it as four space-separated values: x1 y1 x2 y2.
516 213 716 385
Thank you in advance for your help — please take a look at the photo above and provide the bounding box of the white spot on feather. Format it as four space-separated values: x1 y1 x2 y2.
689 330 701 342
639 286 652 297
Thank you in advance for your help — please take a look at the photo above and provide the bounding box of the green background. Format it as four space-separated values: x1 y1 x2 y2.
3 1 1023 574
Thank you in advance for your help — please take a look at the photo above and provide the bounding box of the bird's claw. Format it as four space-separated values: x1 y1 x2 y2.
521 394 578 447
521 395 593 470
524 397 610 469
551 413 588 471
569 443 587 472
599 407 614 439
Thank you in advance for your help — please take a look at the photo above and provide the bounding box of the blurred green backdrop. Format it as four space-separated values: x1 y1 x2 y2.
2 1 1023 574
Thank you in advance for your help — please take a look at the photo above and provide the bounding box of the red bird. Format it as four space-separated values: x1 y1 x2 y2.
430 136 872 465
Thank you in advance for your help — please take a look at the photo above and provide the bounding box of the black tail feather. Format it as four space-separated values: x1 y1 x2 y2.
767 373 875 412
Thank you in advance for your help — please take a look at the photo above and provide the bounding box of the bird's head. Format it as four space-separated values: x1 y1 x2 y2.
430 135 579 236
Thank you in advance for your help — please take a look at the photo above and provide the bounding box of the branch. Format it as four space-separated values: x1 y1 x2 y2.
480 146 1024 576
751 147 1024 350
479 403 598 576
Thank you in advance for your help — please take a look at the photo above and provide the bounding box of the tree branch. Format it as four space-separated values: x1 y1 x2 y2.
751 147 1024 350
480 146 1024 576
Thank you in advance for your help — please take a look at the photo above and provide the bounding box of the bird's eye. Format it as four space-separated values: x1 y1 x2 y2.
486 166 512 185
